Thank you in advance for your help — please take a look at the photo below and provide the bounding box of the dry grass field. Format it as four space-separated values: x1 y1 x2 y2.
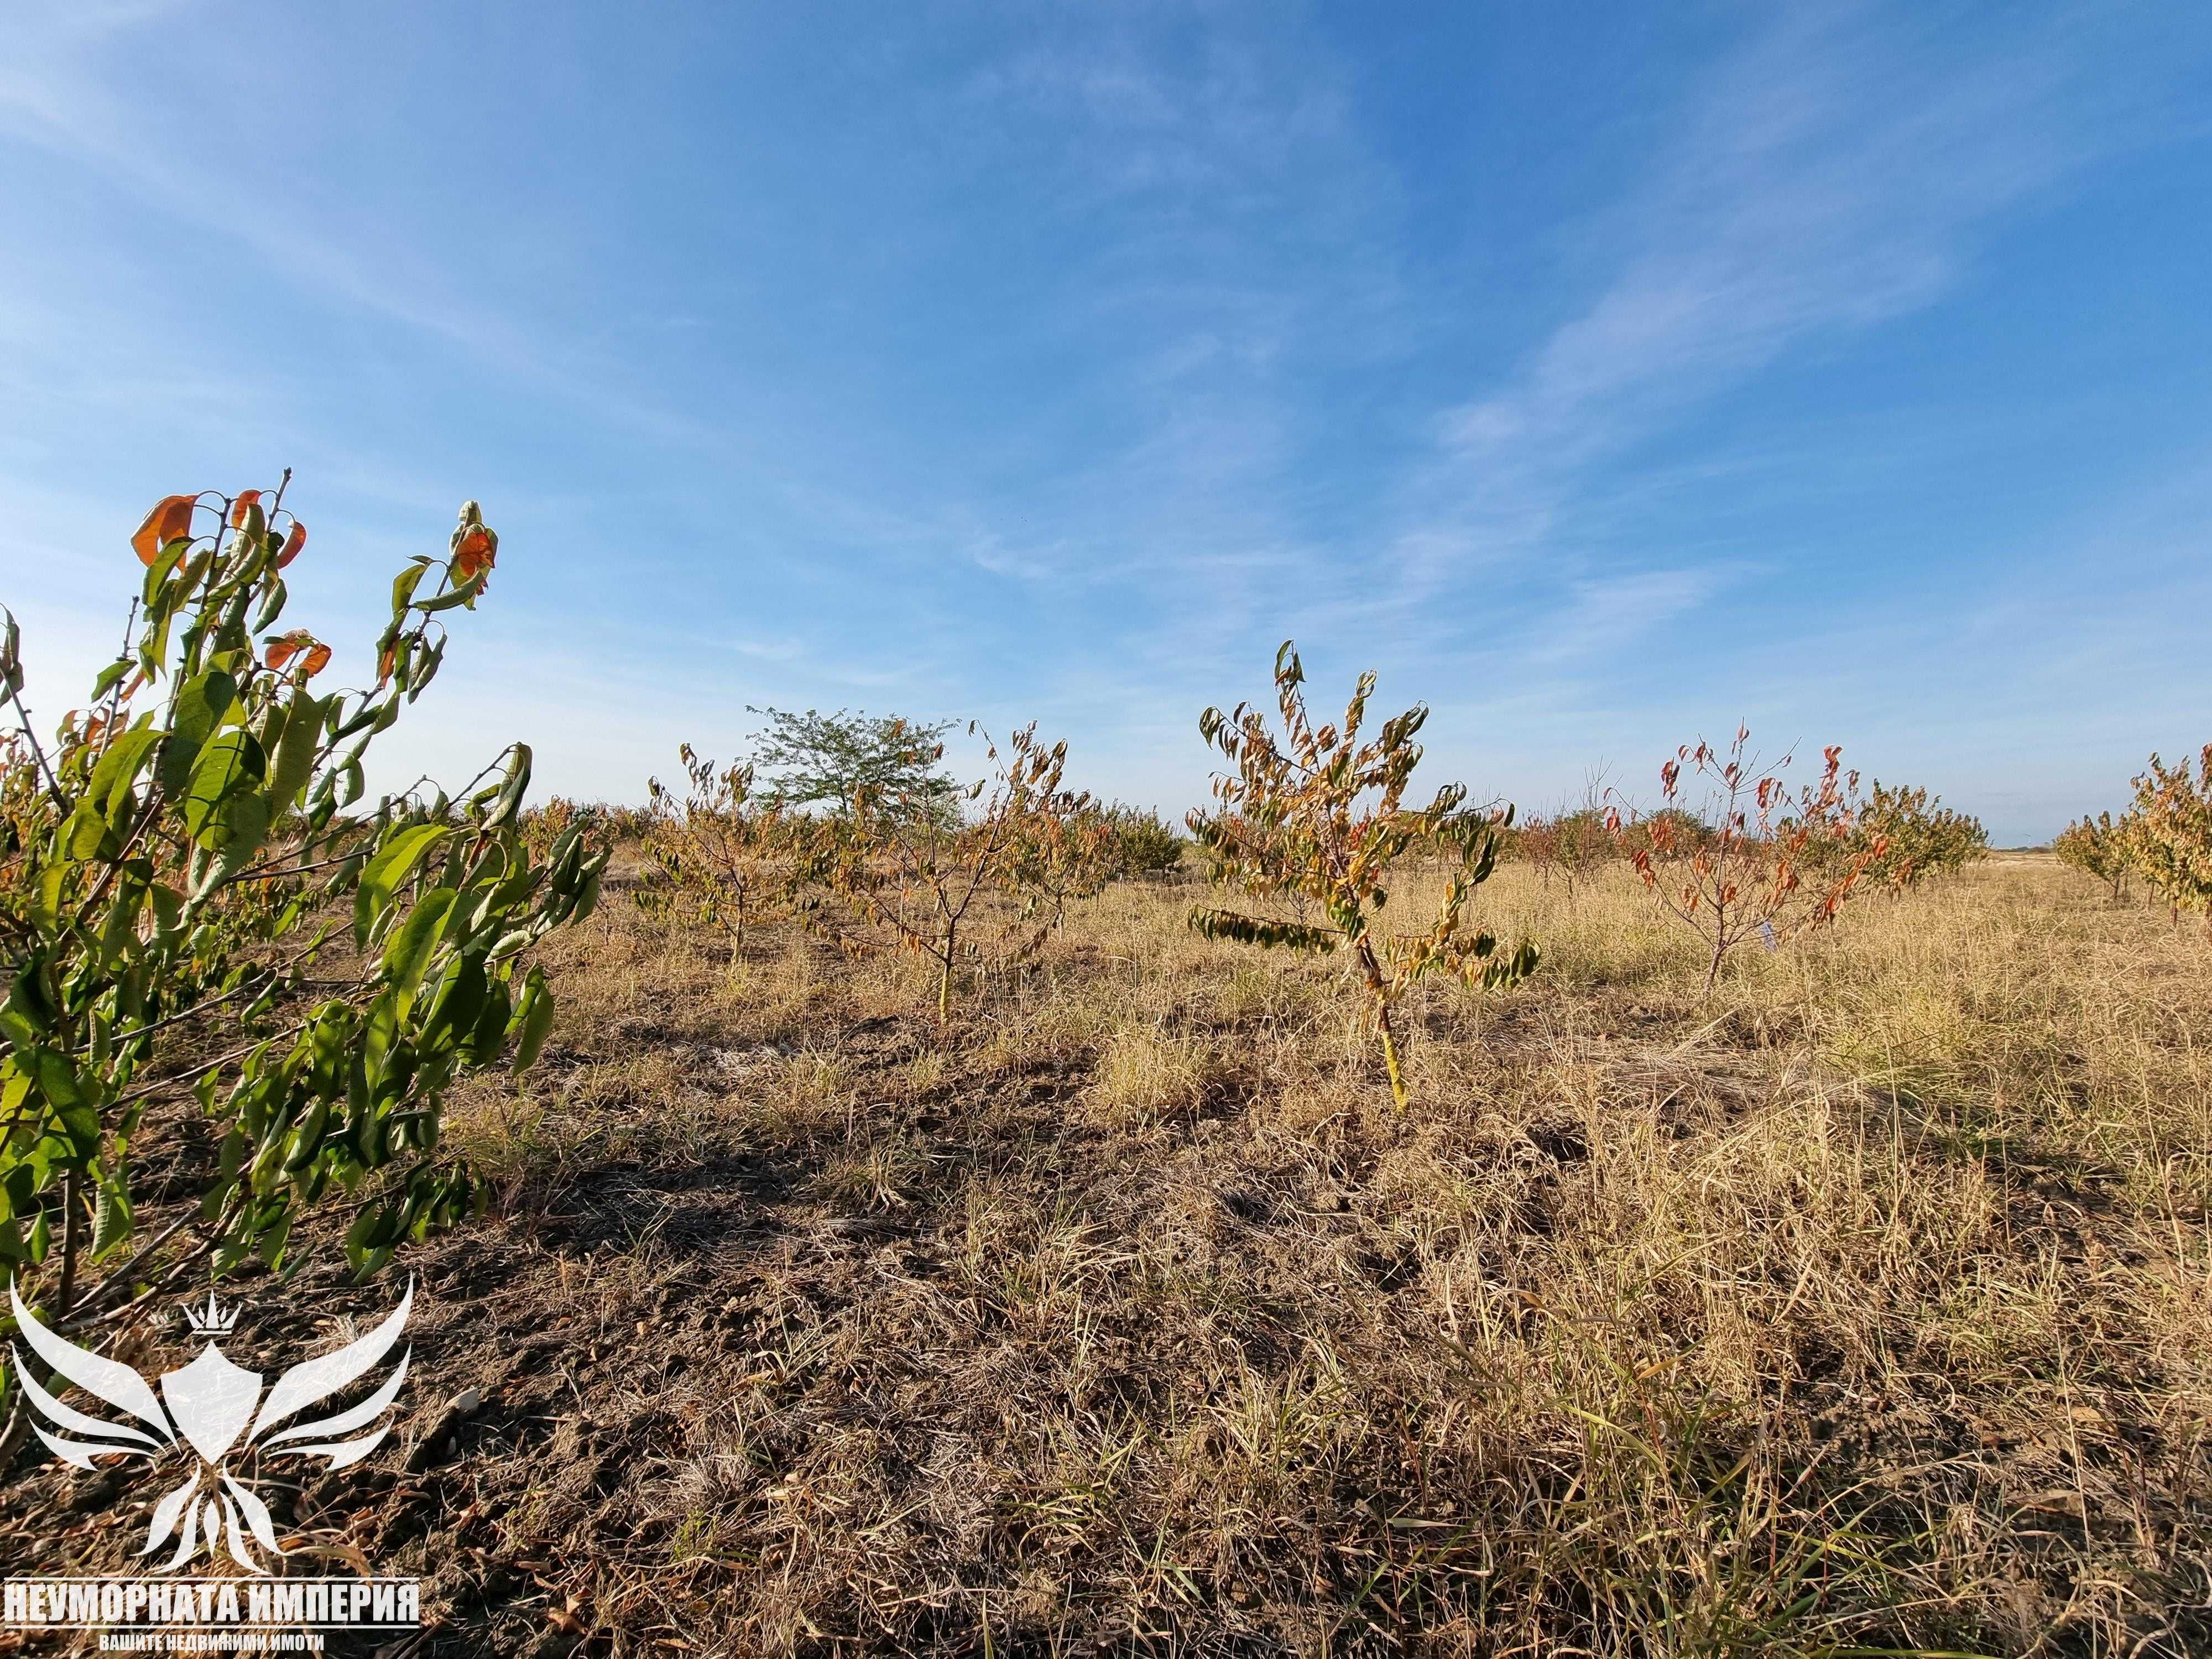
7 852 2208 1656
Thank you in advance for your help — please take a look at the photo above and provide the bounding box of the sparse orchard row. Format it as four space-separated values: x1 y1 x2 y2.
1 481 2200 1555
1846 778 1991 886
2045 751 2212 928
629 714 1182 1024
2054 809 2130 901
782 721 1113 1024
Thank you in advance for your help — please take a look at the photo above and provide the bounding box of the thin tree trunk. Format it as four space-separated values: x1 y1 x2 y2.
1376 1005 1408 1113
55 1170 81 1321
1354 936 1410 1113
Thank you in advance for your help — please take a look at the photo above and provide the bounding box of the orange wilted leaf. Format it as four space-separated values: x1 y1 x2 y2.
455 525 497 582
131 494 198 565
228 489 264 529
265 629 332 677
277 520 307 567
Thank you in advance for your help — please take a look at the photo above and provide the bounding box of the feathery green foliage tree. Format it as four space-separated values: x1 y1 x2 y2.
747 706 955 824
1187 642 1536 1113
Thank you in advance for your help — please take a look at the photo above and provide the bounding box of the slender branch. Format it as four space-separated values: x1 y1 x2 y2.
53 1171 82 1321
85 596 143 774
0 676 69 815
220 846 368 887
55 1207 201 1327
107 1008 325 1111
85 1231 219 1332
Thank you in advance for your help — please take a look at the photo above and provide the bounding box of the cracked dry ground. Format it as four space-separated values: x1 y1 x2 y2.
3 858 2209 1656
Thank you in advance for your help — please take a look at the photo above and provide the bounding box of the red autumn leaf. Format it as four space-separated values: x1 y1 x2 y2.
265 630 332 677
228 489 263 529
454 525 497 582
277 521 307 568
131 494 198 565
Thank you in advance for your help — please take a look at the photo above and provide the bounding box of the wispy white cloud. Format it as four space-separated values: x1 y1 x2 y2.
1521 568 1732 666
2 1 2205 843
1393 5 2096 604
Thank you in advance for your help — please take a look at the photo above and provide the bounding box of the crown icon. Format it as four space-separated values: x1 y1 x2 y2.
181 1290 239 1337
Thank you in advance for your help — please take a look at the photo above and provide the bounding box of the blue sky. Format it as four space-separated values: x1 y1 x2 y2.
2 2 2208 843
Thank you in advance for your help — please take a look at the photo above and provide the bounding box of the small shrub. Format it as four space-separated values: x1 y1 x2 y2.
2053 811 2128 902
2124 745 2212 931
791 723 1113 1021
1844 780 1989 888
634 745 794 950
1098 806 1184 877
1516 806 1616 896
1609 724 1881 998
1186 641 1536 1113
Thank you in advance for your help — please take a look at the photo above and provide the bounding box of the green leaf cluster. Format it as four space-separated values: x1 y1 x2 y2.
2052 811 2127 900
2124 745 2212 924
0 482 605 1371
1837 780 1989 889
